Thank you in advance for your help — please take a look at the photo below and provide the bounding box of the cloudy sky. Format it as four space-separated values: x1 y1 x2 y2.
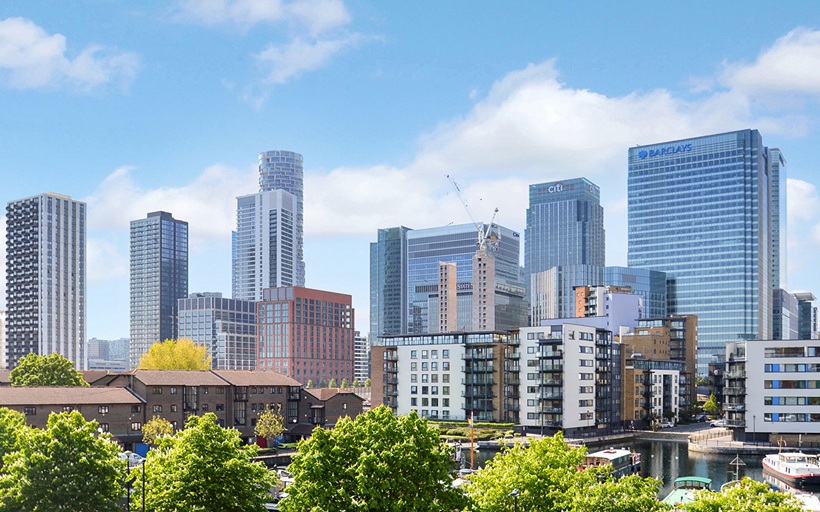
2 1 820 340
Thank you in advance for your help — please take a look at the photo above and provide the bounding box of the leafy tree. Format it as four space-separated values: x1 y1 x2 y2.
364 377 372 387
254 409 285 446
466 432 667 512
0 411 125 511
138 338 212 370
703 394 719 417
142 415 174 445
328 377 337 388
683 477 801 511
319 379 327 388
0 409 28 469
280 406 467 512
305 379 314 389
340 378 350 388
352 378 361 387
697 376 708 386
9 353 88 387
135 412 276 511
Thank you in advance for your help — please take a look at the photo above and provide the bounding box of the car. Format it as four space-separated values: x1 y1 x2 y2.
710 419 727 427
693 413 708 422
659 421 674 428
119 451 145 466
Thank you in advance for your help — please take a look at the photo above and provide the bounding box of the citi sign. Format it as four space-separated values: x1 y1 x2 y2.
638 143 693 159
547 182 564 193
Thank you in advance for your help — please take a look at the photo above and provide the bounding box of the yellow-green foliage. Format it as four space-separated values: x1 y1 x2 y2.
138 339 211 370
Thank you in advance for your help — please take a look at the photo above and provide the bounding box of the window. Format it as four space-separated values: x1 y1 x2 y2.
411 386 418 394
442 386 450 395
98 406 109 415
431 386 438 394
131 405 142 413
422 386 429 394
422 350 428 358
99 423 109 432
443 362 450 370
443 349 449 358
62 406 74 412
443 374 450 383
411 350 418 359
411 362 417 371
411 374 418 383
216 387 225 395
170 387 178 395
153 405 163 413
411 398 418 406
153 387 162 395
431 350 438 359
431 362 438 371
131 422 143 431
422 374 429 383
216 404 225 411
171 405 178 412
24 407 36 416
202 387 209 395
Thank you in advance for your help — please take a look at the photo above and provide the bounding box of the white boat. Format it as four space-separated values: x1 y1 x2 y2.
762 451 820 489
582 448 641 477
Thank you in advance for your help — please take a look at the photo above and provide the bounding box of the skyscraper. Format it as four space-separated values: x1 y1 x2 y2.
177 292 256 370
258 150 305 286
233 189 299 301
5 193 86 369
525 178 605 276
130 211 188 368
369 226 410 337
628 129 777 374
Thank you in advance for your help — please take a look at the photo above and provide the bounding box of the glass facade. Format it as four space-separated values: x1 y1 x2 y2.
525 178 605 276
6 193 86 369
258 150 305 286
177 292 257 370
530 264 604 322
369 226 410 337
628 129 775 375
130 211 188 368
406 223 526 334
604 266 668 319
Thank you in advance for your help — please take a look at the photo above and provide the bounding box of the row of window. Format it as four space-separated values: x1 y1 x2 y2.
410 397 450 408
410 349 450 359
765 364 820 373
410 362 451 371
410 373 450 383
764 413 820 422
410 385 450 395
764 396 820 406
764 347 820 358
764 380 820 389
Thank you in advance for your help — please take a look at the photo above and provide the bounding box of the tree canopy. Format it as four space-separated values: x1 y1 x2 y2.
254 409 285 444
703 394 719 416
0 409 27 470
683 477 802 512
136 412 276 511
280 406 467 512
142 415 174 445
466 432 667 512
9 353 88 387
138 338 212 370
0 411 125 511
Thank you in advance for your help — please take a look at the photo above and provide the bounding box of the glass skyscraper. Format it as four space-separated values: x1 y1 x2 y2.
177 292 256 370
406 223 527 334
604 266 668 319
258 150 305 286
525 178 605 276
369 226 410 337
628 129 778 375
5 193 86 369
130 211 188 368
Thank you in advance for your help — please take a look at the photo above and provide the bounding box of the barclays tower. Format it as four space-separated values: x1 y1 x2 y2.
628 129 780 375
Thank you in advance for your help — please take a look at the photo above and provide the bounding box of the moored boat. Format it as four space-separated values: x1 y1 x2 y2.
582 448 641 477
762 451 820 489
662 476 712 509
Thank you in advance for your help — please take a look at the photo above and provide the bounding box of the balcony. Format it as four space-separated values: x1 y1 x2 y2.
724 371 746 380
723 403 746 412
724 387 746 396
505 363 521 373
384 353 398 361
463 352 494 361
504 389 520 399
506 351 520 360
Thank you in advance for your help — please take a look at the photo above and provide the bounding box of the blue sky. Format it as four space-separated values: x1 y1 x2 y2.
3 1 820 340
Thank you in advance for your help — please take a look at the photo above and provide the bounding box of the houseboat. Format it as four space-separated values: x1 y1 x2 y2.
582 448 641 477
662 476 712 509
762 451 820 489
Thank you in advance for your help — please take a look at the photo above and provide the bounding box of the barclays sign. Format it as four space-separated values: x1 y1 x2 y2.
638 143 693 159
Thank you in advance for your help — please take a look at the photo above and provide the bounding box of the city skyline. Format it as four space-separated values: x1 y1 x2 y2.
3 3 820 340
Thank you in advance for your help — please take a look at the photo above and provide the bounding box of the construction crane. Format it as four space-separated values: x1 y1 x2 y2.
446 174 500 252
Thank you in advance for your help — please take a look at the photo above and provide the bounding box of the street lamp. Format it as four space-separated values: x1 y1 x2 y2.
508 489 519 512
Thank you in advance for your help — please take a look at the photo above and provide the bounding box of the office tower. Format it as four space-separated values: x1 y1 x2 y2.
525 178 605 276
770 149 786 289
177 292 257 370
233 189 299 301
369 226 410 337
5 193 86 369
530 264 604 323
628 130 777 375
406 223 527 334
258 150 305 286
353 331 369 385
130 211 188 368
796 292 817 340
0 310 6 369
257 286 354 385
86 337 129 372
772 289 798 341
437 262 458 333
604 266 668 319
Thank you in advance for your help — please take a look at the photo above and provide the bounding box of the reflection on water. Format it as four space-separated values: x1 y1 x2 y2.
470 440 767 497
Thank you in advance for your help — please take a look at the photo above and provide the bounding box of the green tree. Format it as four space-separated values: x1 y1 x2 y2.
280 406 467 512
352 378 361 387
0 409 28 469
683 477 801 511
466 432 667 512
703 394 719 417
0 411 125 511
135 412 276 511
142 415 174 445
138 338 212 370
328 377 337 388
364 377 372 387
9 353 88 387
340 378 350 388
254 409 285 446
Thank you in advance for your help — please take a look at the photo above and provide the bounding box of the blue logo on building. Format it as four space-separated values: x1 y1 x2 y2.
639 143 693 159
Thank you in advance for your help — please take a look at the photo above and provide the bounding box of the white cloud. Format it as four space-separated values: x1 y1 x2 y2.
255 33 361 84
176 0 350 35
83 164 257 254
0 17 139 91
86 239 129 282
